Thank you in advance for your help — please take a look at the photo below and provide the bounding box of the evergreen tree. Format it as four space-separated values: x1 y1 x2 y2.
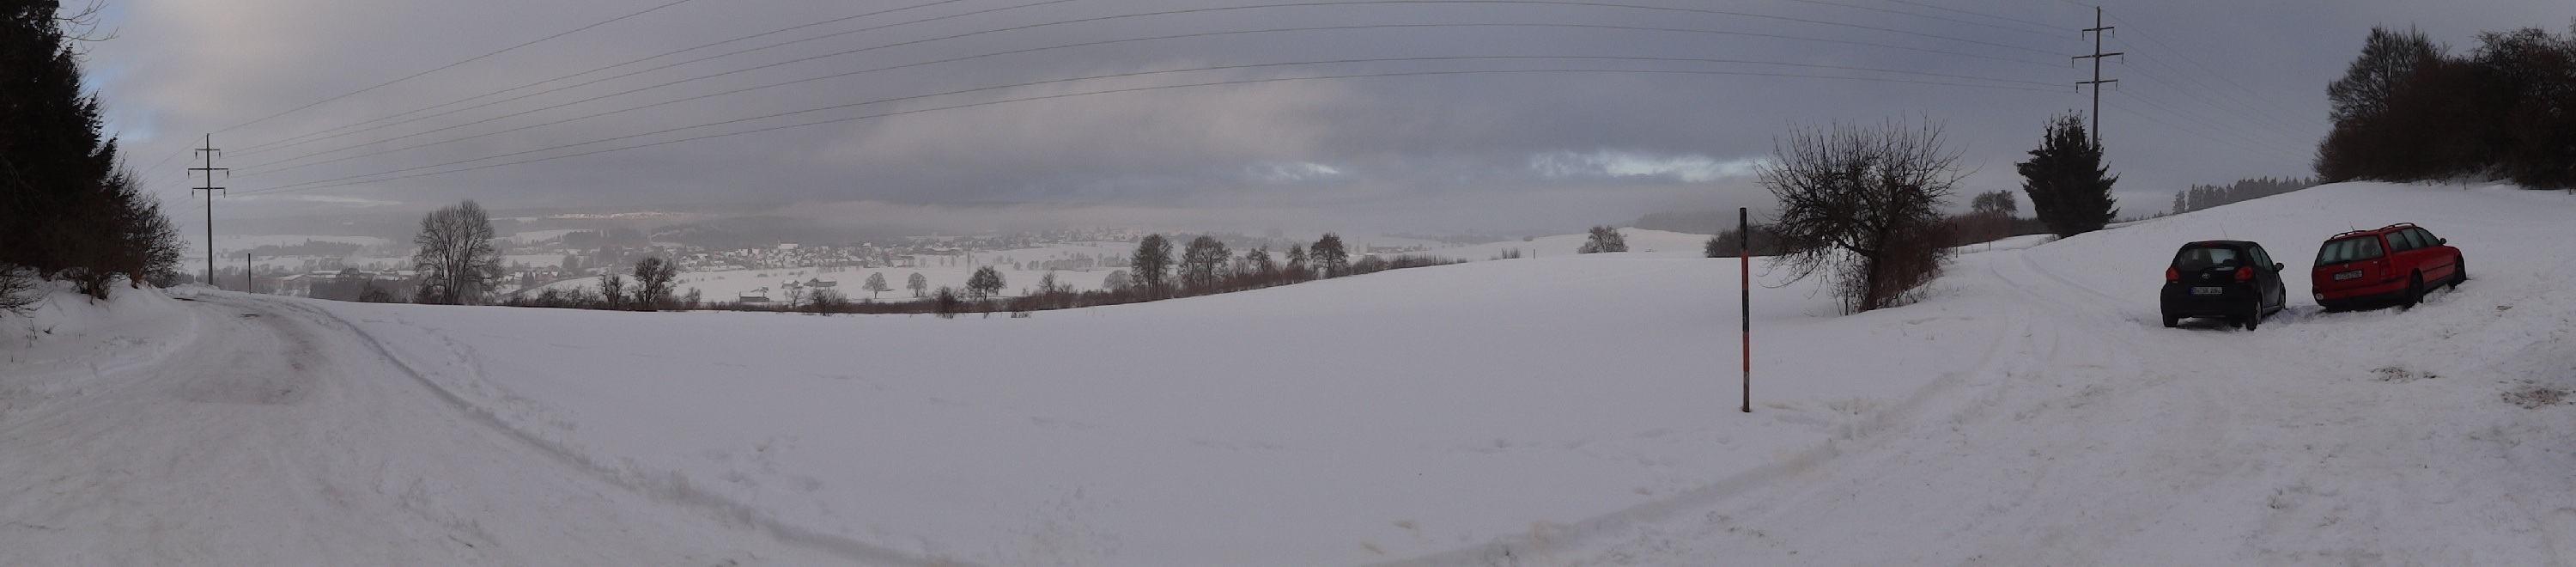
2018 113 2119 237
0 2 173 300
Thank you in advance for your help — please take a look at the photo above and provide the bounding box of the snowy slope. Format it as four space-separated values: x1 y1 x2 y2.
11 181 2576 564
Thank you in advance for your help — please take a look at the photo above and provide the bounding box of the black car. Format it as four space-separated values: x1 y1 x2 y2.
2160 241 2288 330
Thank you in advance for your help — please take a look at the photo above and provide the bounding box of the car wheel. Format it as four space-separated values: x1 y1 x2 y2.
2243 301 2261 331
2161 312 2179 328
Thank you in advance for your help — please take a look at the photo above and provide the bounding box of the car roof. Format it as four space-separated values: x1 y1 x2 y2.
2330 223 2420 241
2182 240 2259 248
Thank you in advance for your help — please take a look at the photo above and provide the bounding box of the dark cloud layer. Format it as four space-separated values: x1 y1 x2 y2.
88 0 2576 234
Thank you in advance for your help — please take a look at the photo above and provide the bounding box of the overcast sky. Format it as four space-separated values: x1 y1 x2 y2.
83 0 2576 235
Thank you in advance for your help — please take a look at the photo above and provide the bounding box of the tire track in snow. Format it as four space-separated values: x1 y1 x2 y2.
1373 252 2042 566
222 294 975 567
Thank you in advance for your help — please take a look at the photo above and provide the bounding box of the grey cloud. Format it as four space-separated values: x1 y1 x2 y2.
85 0 2576 235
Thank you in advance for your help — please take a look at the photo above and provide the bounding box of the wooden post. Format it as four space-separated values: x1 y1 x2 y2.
1741 207 1752 413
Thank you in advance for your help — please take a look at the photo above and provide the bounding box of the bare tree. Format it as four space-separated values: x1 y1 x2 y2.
1244 247 1277 281
906 271 927 297
965 265 1005 301
597 272 626 310
1309 234 1349 277
863 271 890 299
1284 243 1309 280
1969 190 2019 216
1762 120 1962 314
1103 270 1133 293
1179 235 1230 291
1132 234 1174 296
1578 226 1628 253
410 200 501 305
629 256 679 311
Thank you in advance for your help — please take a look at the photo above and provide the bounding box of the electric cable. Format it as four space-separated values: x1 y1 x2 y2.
217 0 703 135
229 64 2067 199
232 0 2069 157
238 22 2065 176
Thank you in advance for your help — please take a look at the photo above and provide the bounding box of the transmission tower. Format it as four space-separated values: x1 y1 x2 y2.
2073 6 2122 145
189 134 228 288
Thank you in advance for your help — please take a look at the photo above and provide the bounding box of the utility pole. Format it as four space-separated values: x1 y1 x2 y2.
245 253 255 294
2073 6 2122 146
1739 207 1752 414
189 134 228 290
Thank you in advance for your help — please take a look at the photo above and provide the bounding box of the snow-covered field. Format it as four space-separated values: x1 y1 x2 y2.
9 182 2576 564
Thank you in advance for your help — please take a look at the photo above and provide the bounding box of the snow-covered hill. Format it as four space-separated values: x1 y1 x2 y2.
8 182 2576 564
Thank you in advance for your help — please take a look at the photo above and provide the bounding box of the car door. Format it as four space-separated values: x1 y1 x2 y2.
2249 244 2283 308
2409 228 2456 281
2384 229 2421 283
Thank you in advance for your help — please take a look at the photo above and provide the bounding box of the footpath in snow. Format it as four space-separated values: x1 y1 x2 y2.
8 182 2576 564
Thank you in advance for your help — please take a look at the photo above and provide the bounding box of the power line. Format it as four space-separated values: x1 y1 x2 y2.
1790 0 2069 40
2111 58 2312 148
231 64 2064 198
232 0 1016 155
2105 13 2321 125
238 22 2064 176
1876 0 2069 35
217 0 703 135
2108 92 2309 163
232 0 2071 158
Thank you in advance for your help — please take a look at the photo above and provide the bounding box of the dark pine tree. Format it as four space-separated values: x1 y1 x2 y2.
0 3 173 299
2018 113 2119 237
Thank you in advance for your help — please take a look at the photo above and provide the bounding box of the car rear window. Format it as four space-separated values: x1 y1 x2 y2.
2316 236 2384 265
2173 247 2240 270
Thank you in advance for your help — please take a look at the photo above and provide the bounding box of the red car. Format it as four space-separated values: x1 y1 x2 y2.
2311 223 2464 310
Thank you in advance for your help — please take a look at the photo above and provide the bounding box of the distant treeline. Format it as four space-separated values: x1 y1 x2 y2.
2318 25 2576 188
2171 177 2321 215
502 232 1462 317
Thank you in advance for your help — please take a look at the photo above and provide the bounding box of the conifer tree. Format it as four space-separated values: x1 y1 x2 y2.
2018 114 2119 237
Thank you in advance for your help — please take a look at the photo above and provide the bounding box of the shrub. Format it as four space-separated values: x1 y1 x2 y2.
1577 226 1627 253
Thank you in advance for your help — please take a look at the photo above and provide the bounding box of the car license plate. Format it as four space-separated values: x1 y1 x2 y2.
2191 286 2223 296
2333 270 2362 281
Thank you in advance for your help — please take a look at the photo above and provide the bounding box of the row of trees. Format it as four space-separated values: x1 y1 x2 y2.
2170 177 2320 215
2 1 183 311
2318 25 2576 188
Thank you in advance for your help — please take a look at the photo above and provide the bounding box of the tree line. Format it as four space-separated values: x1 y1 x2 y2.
1 2 183 313
2318 25 2576 188
2170 177 2321 215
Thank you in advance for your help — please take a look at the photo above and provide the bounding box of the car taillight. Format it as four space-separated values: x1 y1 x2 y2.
2233 266 2253 281
2166 266 2179 282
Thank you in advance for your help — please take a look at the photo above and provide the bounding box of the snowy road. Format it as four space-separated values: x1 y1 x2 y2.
0 292 887 564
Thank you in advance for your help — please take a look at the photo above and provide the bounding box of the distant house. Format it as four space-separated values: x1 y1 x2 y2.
738 287 770 303
806 277 837 288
